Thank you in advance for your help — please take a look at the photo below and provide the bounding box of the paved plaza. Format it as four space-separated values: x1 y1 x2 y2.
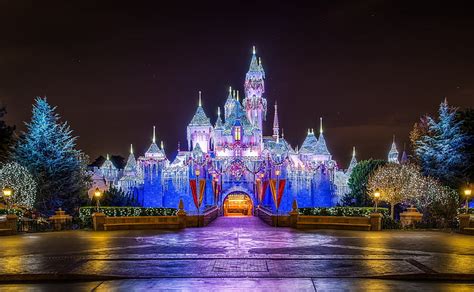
1 217 474 290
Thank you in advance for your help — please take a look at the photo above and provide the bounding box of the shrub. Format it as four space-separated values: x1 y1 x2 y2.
298 207 389 217
78 207 178 228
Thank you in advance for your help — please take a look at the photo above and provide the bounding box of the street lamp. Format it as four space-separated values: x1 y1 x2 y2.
94 187 102 212
464 187 472 213
2 186 13 213
373 189 381 213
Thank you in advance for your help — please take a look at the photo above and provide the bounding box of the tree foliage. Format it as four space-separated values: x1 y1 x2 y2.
0 106 15 163
14 97 91 215
457 108 474 184
99 185 140 207
412 100 468 188
342 159 386 207
0 162 37 209
368 163 420 218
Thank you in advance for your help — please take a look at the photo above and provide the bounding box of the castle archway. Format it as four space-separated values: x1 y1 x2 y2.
223 192 253 217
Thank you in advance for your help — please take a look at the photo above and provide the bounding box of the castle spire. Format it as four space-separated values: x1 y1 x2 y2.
152 125 156 144
161 141 164 150
198 91 202 107
130 144 133 154
347 146 358 174
106 153 110 160
320 117 323 134
236 90 240 102
252 45 256 55
273 101 279 140
388 135 399 163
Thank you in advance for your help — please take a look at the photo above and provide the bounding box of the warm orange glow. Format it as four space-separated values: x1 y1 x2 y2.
223 194 252 216
2 186 13 197
465 189 472 196
94 187 102 198
374 190 380 198
275 169 281 176
195 169 201 177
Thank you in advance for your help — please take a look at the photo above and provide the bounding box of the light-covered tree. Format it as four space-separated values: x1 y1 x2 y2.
368 163 421 218
343 159 386 207
14 97 91 215
0 162 37 209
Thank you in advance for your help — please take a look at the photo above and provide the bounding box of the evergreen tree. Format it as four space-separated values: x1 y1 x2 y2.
14 97 91 215
415 100 467 188
100 185 139 207
0 105 15 163
342 159 386 206
457 108 474 184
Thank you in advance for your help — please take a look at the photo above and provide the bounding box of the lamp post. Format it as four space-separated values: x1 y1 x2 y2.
2 186 13 213
373 189 381 213
94 187 102 212
464 187 472 214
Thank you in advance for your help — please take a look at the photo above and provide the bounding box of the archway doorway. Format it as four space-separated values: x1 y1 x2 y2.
223 193 253 217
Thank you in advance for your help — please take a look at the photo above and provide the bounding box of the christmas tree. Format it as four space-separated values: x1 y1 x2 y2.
14 97 90 215
415 99 467 188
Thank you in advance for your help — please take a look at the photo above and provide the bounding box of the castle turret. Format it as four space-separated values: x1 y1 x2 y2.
187 91 212 153
314 117 331 161
273 101 279 140
388 135 399 163
347 146 357 174
243 46 267 131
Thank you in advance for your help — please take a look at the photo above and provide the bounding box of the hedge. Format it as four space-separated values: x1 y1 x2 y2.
79 207 178 228
0 208 24 218
298 207 389 217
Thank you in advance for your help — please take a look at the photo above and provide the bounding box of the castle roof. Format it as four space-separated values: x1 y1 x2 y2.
299 130 318 154
189 105 211 127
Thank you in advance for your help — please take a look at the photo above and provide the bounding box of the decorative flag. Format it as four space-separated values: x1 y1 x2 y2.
277 179 286 209
198 179 206 208
270 179 277 208
189 179 198 209
257 180 269 205
270 179 286 210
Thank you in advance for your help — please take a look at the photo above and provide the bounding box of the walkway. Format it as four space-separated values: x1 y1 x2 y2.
1 216 474 290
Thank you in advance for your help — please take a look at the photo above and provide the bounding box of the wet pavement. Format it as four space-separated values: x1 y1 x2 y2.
1 216 474 290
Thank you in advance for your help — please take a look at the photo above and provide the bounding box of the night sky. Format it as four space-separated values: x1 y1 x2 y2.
1 1 473 167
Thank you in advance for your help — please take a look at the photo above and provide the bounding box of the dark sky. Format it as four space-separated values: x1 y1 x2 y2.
1 1 473 167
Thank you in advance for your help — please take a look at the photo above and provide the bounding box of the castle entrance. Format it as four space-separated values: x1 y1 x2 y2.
223 193 253 217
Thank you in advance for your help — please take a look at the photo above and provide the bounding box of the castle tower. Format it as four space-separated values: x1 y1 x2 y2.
272 101 279 140
243 46 267 131
187 91 212 153
347 146 357 174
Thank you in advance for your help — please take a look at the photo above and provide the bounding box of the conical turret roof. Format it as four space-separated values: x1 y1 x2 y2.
124 145 137 173
314 117 330 155
347 147 357 174
299 129 318 154
189 105 211 127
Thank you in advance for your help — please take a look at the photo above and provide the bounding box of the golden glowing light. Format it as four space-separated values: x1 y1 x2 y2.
2 186 13 198
94 187 102 198
465 188 472 197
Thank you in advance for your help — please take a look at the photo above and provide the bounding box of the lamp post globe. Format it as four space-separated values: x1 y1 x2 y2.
94 187 102 212
2 186 13 212
373 189 381 213
464 187 472 213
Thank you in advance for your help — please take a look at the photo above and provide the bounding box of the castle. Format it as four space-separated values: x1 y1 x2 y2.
90 47 401 215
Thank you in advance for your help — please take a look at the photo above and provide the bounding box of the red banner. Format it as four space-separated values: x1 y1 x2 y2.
257 180 269 205
270 179 286 210
277 179 286 209
190 179 198 209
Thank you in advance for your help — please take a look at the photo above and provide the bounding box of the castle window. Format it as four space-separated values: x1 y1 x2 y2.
234 127 241 141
